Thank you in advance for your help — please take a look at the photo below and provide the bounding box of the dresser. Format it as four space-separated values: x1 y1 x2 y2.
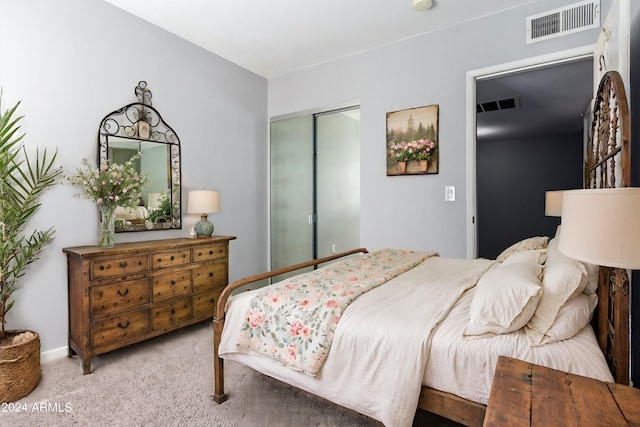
63 236 235 374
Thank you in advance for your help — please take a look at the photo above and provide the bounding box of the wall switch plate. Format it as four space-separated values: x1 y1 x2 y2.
445 186 455 201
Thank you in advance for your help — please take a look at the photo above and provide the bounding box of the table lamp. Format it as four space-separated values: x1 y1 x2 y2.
558 188 640 269
187 190 220 237
544 190 564 217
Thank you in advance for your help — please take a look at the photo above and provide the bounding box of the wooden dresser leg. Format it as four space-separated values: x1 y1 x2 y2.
82 358 91 375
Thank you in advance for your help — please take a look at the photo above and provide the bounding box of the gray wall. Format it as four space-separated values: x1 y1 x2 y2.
268 0 611 258
476 134 583 259
0 0 268 358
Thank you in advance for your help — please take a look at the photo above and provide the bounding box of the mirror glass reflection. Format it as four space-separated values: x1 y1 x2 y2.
108 137 174 231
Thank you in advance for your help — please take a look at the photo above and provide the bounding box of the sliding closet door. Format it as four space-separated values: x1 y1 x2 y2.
316 109 360 258
270 108 360 275
270 116 314 271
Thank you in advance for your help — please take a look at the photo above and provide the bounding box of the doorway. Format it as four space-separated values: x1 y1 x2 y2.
465 46 595 258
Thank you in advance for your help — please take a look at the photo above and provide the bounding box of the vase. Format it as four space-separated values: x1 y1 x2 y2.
99 205 116 248
419 160 428 172
397 161 407 173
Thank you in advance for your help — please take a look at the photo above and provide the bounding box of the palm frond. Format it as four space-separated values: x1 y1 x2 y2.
0 93 61 338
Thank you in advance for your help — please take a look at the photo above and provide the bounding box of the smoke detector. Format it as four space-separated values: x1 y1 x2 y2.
413 0 432 11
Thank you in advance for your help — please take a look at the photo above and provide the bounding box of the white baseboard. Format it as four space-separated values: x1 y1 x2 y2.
41 346 68 363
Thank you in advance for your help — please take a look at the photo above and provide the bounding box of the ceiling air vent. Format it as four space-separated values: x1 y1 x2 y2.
526 0 600 44
477 97 519 114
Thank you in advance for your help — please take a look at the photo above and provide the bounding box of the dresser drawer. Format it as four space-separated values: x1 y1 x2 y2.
151 249 191 270
193 244 226 262
192 262 227 293
90 278 150 317
91 255 149 279
92 309 150 348
193 289 218 319
152 298 193 330
152 270 192 303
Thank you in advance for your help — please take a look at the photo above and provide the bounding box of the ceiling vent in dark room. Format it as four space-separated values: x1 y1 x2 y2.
526 0 600 44
476 97 520 114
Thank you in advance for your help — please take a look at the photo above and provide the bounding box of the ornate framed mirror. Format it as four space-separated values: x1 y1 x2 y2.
98 81 181 232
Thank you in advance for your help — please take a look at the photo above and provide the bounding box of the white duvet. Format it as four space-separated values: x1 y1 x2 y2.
219 256 613 427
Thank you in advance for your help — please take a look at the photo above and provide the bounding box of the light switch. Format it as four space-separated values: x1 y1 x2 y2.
445 186 455 202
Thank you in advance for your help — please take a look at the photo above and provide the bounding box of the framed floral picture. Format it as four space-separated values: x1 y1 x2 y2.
386 104 439 176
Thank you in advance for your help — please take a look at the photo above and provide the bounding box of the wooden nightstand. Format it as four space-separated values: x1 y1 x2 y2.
483 356 640 426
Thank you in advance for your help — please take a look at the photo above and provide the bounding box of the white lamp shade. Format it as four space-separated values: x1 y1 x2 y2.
545 190 563 217
558 188 640 269
187 190 220 214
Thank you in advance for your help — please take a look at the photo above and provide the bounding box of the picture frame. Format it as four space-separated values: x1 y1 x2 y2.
386 104 439 176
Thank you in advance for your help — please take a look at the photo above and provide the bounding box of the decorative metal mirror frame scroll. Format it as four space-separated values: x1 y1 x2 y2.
98 81 182 231
585 69 631 385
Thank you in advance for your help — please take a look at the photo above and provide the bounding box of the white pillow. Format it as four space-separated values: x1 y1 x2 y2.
548 235 598 294
496 236 549 263
525 259 588 344
546 236 566 261
502 249 547 265
581 262 599 294
464 262 543 338
546 234 600 294
526 293 597 346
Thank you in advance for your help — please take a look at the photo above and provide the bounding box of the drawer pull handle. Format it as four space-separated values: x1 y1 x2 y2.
119 261 128 268
170 280 176 285
117 288 129 297
99 265 106 271
170 255 175 261
198 252 202 256
118 321 130 329
208 272 214 277
209 250 214 255
182 254 186 258
171 309 176 314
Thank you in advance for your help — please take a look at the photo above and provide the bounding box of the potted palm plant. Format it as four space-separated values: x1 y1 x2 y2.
0 92 62 403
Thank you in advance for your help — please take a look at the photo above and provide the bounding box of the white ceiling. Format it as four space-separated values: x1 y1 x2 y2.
103 0 594 141
103 0 537 79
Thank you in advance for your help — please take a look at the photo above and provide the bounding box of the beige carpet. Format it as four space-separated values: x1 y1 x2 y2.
2 321 462 426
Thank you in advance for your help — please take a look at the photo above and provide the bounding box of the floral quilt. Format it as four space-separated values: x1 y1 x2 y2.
236 248 435 375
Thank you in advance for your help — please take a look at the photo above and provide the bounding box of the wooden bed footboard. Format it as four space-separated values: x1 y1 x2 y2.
212 248 369 404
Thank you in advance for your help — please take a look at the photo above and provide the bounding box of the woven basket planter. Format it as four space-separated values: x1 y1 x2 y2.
0 330 41 403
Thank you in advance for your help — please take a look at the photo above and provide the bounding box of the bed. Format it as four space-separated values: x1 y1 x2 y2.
212 70 631 427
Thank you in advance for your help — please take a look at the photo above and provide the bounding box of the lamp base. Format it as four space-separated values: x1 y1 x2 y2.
194 214 214 238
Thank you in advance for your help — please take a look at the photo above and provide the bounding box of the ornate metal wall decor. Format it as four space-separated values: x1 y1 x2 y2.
98 81 182 232
586 70 630 189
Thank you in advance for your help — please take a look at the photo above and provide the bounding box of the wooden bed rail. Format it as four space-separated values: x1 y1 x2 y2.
212 248 369 403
